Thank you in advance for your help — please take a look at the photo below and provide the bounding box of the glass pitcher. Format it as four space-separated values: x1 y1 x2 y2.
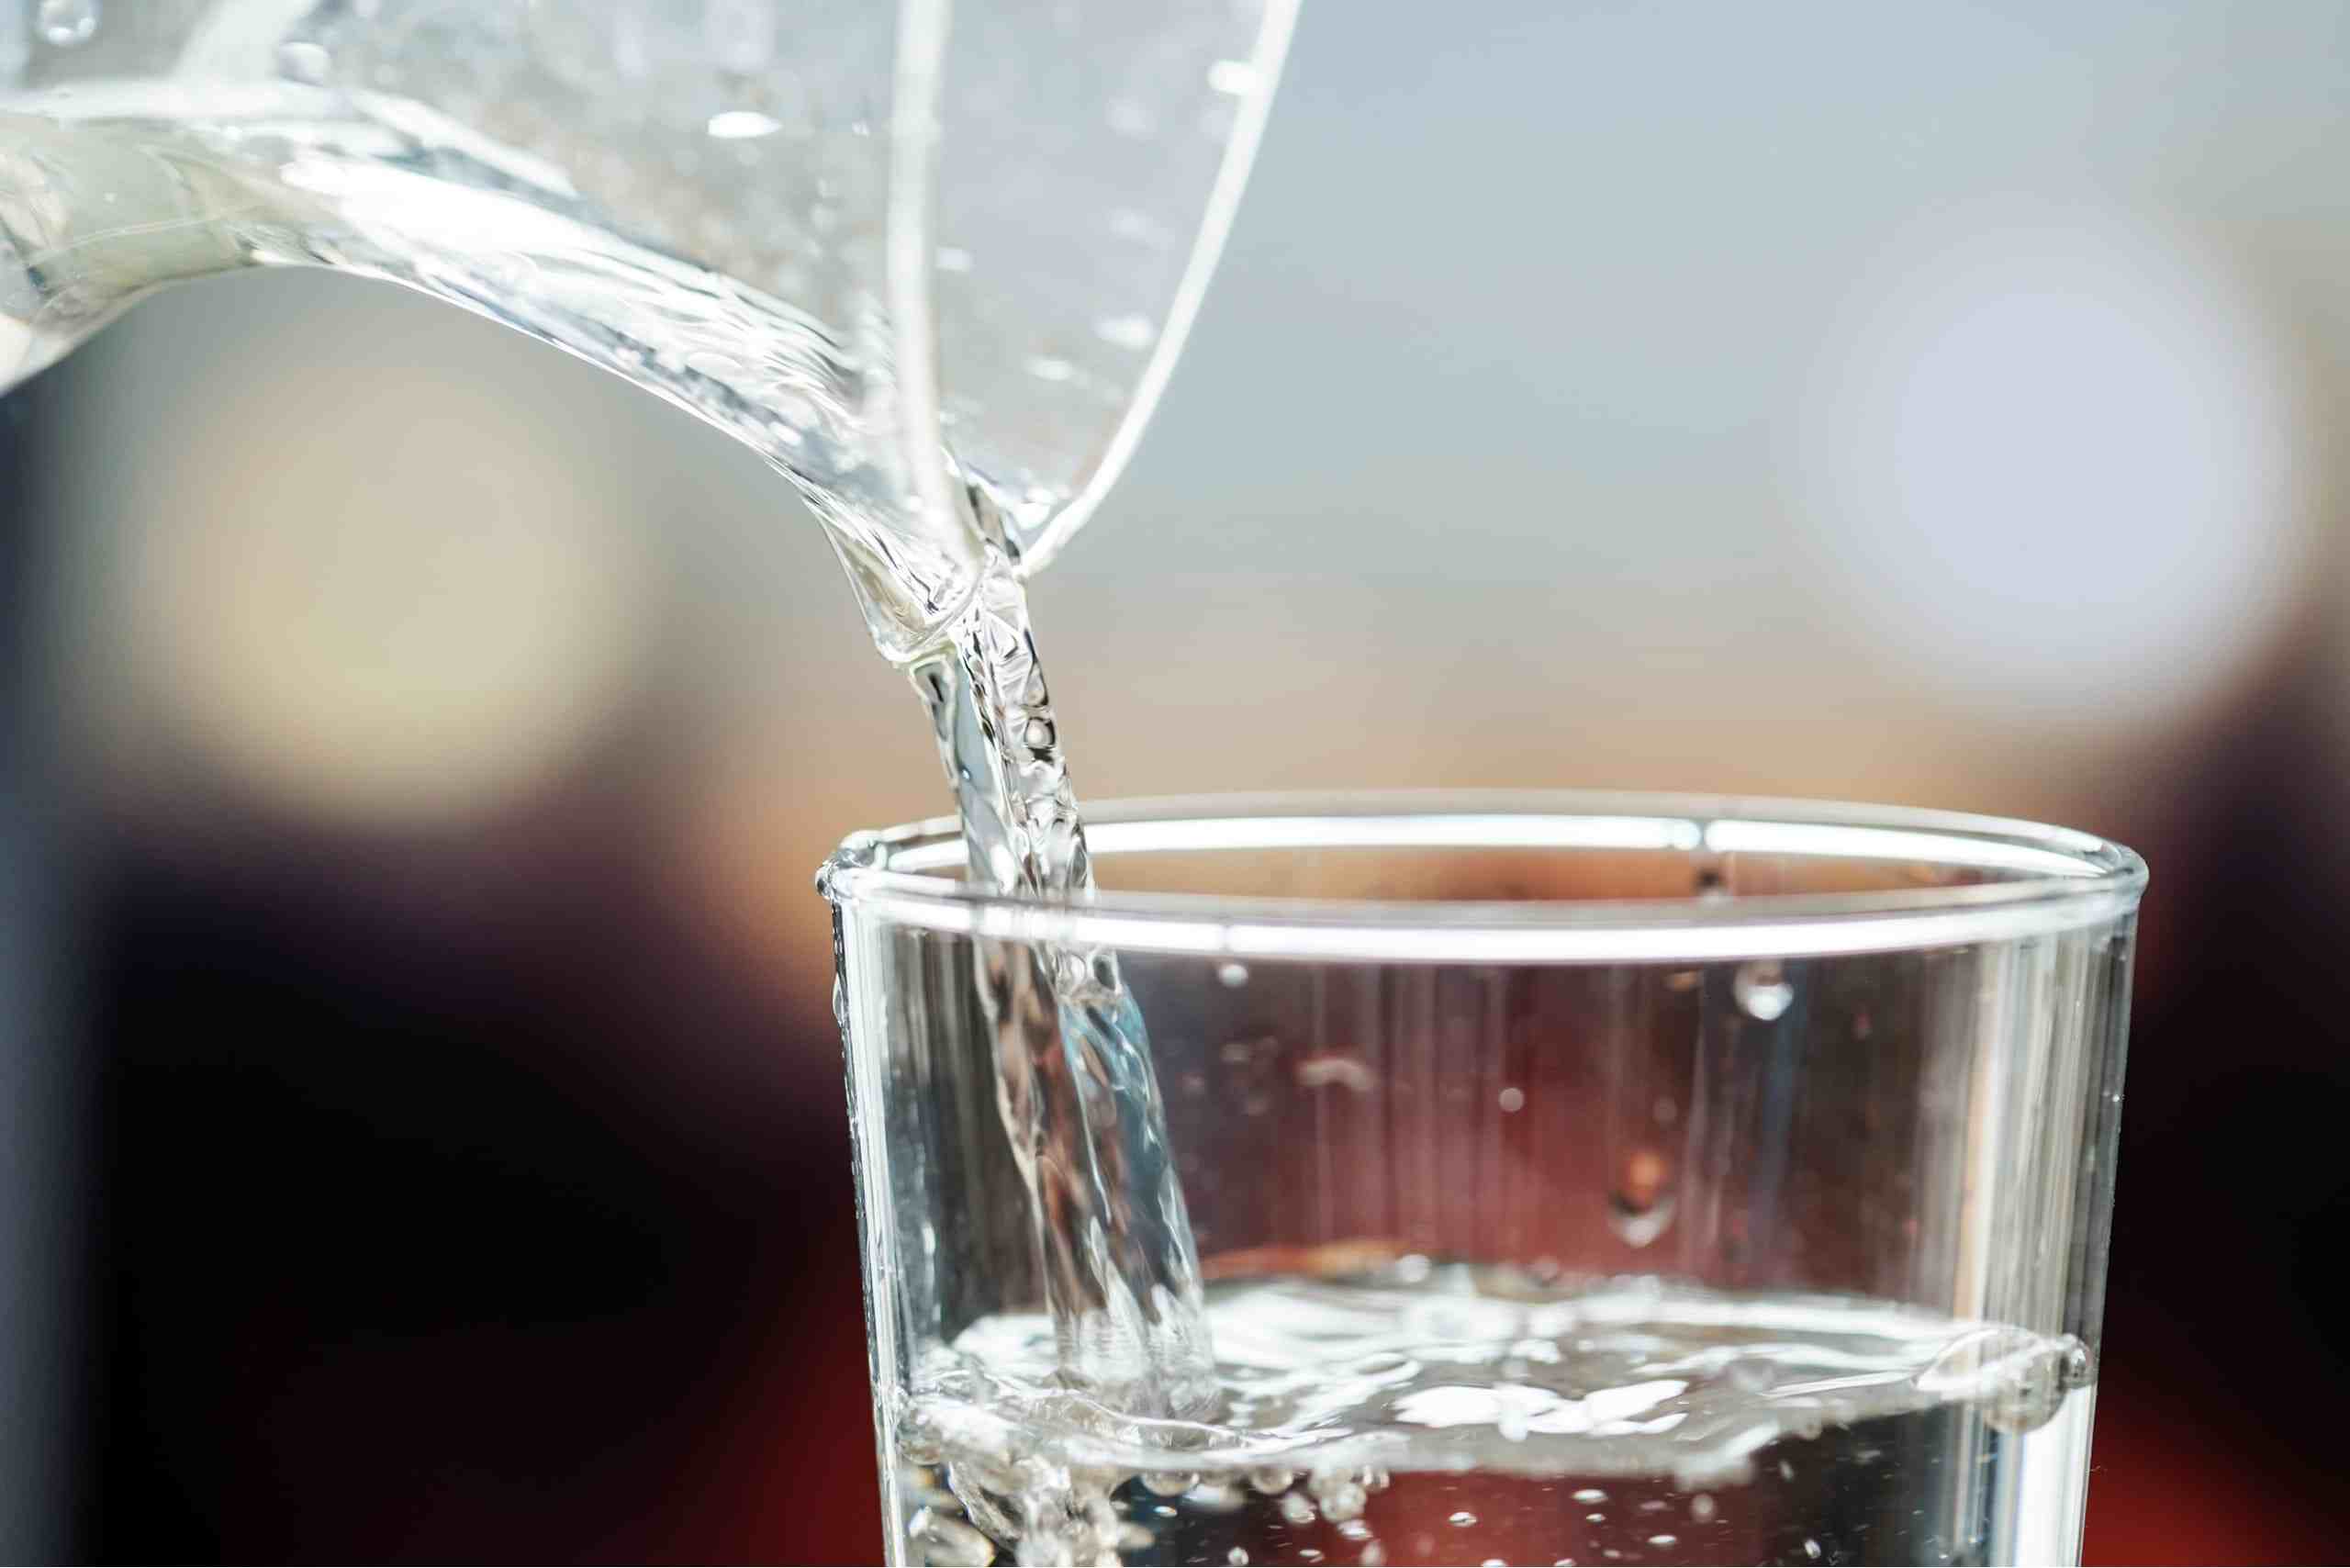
0 0 1299 655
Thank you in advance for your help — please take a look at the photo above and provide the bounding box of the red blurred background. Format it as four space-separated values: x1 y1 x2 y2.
6 3 2350 1561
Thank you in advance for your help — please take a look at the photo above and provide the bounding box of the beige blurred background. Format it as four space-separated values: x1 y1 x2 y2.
7 1 2350 1561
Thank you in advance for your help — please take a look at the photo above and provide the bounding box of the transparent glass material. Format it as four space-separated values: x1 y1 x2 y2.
0 0 1297 653
822 794 2144 1568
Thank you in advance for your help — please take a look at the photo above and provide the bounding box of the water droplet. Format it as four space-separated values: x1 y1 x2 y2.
2059 1338 2096 1388
1229 1550 1250 1566
1449 1511 1479 1528
1647 1535 1679 1550
1217 961 1250 988
37 0 97 47
1734 959 1795 1021
1689 1494 1717 1522
1498 1085 1526 1113
1803 1540 1822 1561
1572 1488 1607 1505
1026 355 1077 383
1280 1495 1317 1527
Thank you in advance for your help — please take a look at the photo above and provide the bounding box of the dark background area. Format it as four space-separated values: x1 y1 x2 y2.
10 2 2350 1561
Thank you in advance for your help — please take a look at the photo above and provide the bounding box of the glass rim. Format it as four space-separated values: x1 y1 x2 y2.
817 790 2147 964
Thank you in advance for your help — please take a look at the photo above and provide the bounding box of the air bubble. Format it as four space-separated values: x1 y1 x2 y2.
1919 1326 2075 1432
277 40 331 83
1207 58 1261 94
1296 1054 1377 1092
1498 1086 1526 1113
907 1508 994 1567
1141 1471 1199 1496
1229 1551 1249 1566
1280 1495 1317 1527
706 109 782 140
1572 1489 1607 1505
37 0 97 47
1360 1544 1386 1567
1734 960 1795 1021
1647 1536 1679 1550
1096 314 1158 350
1218 962 1251 988
1311 1472 1368 1523
1690 1494 1716 1522
1247 1466 1295 1494
1803 1540 1822 1561
1449 1511 1479 1528
1606 1152 1677 1248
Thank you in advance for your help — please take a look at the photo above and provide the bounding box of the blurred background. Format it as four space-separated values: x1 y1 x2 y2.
6 0 2350 1560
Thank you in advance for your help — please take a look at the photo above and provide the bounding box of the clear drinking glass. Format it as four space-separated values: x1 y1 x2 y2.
821 792 2144 1568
